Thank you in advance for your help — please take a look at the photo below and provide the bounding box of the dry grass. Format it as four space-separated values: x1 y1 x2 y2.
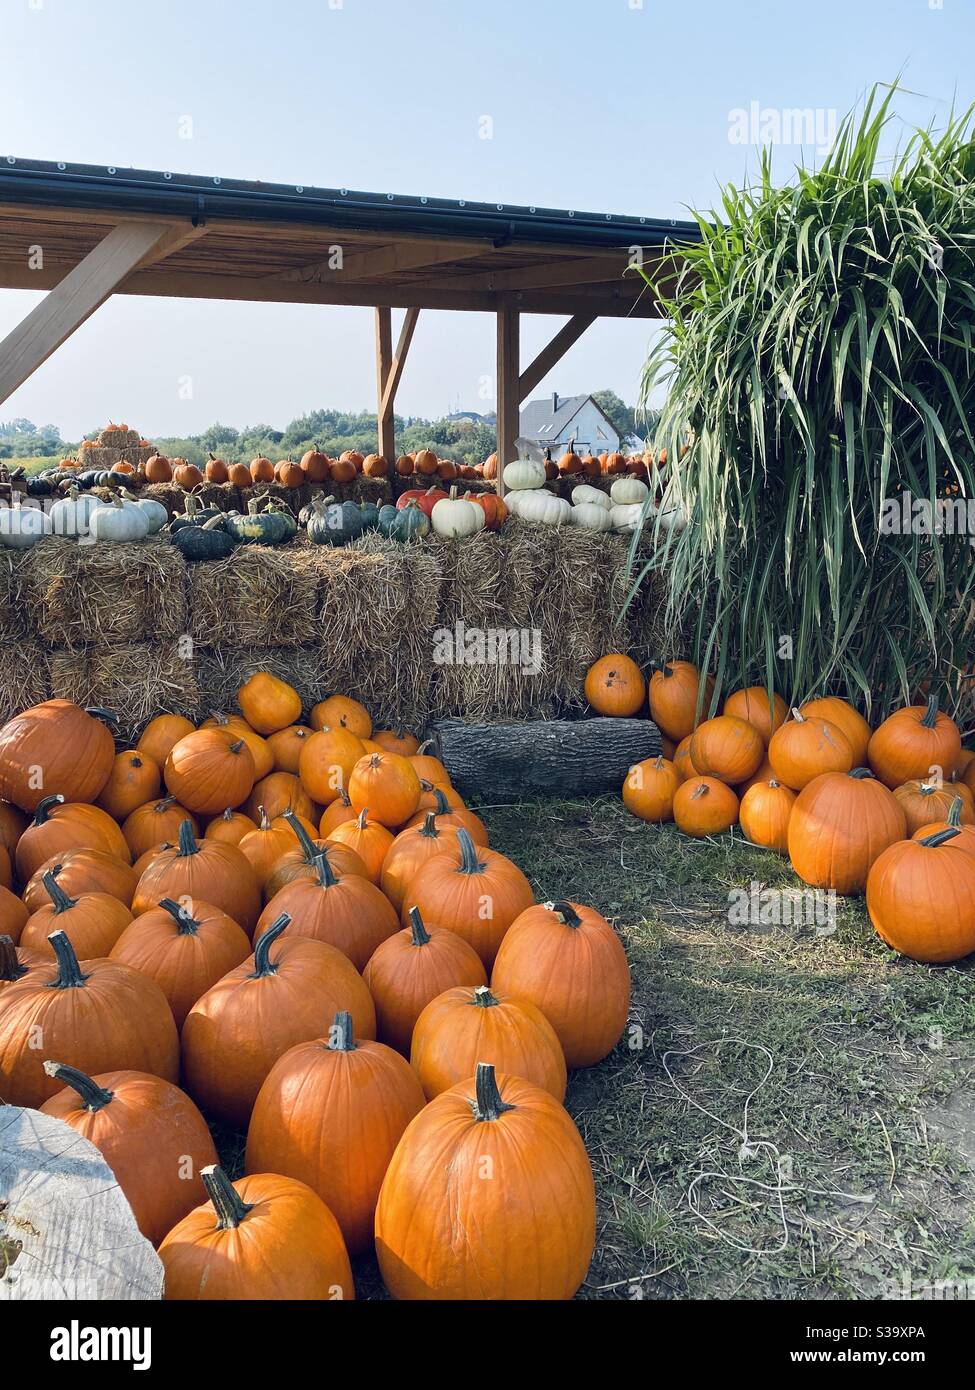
21 537 187 648
186 545 320 649
0 640 49 723
0 549 26 637
194 644 328 719
47 642 199 745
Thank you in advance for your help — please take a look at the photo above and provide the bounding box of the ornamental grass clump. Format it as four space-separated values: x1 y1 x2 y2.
632 85 975 719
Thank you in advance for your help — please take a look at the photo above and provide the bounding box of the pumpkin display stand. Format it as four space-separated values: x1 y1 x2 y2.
432 716 662 801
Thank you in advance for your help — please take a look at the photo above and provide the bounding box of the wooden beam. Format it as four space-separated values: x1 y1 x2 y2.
496 296 520 497
379 308 419 421
409 254 635 296
130 220 209 272
375 307 394 461
519 313 597 402
282 239 489 284
0 220 181 407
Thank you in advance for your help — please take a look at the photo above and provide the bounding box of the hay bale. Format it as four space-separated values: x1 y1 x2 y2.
0 550 27 637
308 536 443 734
47 643 199 745
250 482 311 516
97 427 142 450
186 546 320 649
21 537 188 648
194 646 328 719
143 483 185 517
0 641 49 723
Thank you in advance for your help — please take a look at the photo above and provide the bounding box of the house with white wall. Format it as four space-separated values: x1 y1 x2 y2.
519 392 620 457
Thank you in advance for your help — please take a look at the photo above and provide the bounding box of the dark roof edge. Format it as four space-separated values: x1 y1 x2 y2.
0 157 702 250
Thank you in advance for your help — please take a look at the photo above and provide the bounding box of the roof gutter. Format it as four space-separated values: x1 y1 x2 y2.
0 159 702 251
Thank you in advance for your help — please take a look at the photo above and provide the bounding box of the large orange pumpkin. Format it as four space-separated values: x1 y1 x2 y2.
787 768 907 894
379 813 461 913
181 914 376 1129
298 727 365 805
245 1009 425 1254
411 983 566 1102
405 828 533 969
584 654 646 717
690 716 764 785
15 796 131 882
647 661 714 741
110 897 251 1029
893 777 975 837
131 820 261 938
164 729 256 816
254 852 399 971
40 1064 218 1247
723 687 788 746
238 672 302 735
768 709 853 790
159 1166 354 1301
121 796 198 859
347 751 421 828
375 1064 595 1301
866 826 975 963
362 907 486 1054
867 696 962 789
0 701 115 811
20 870 132 960
0 929 179 1107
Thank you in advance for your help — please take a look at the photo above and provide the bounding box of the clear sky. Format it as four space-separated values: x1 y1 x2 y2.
0 0 972 440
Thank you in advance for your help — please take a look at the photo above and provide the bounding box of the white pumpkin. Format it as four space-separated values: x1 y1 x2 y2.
570 484 612 511
502 458 546 491
89 497 150 543
657 505 688 534
515 490 572 527
611 502 646 532
610 477 650 505
431 487 485 539
123 491 167 534
570 502 614 532
0 503 52 549
49 488 99 538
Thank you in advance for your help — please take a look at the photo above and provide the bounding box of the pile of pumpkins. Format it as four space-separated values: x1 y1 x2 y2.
0 488 169 549
0 680 630 1301
501 457 686 534
586 653 975 966
146 448 479 490
481 447 676 483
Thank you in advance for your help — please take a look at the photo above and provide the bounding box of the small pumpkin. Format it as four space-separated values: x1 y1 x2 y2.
244 770 317 825
584 654 646 718
379 812 461 912
310 695 372 740
648 661 715 741
40 1063 218 1247
159 1165 354 1301
911 794 975 856
204 808 258 846
768 708 854 790
121 795 199 859
238 672 302 735
892 777 975 836
136 715 196 769
255 851 399 971
622 755 679 822
401 785 489 846
21 869 133 960
868 696 962 789
799 696 872 765
723 687 789 746
673 776 739 836
300 448 331 482
266 725 314 774
95 751 161 822
738 779 795 853
690 716 764 785
261 812 368 900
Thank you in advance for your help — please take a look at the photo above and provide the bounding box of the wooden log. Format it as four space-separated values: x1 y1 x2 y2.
0 1107 164 1300
431 716 661 802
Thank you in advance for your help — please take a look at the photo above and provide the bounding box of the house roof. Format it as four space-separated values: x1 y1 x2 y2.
520 393 618 443
0 157 699 318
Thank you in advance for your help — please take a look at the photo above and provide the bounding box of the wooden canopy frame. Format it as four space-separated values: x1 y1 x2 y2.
0 158 697 492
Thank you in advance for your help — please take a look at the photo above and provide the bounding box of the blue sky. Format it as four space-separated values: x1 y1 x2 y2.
0 0 972 439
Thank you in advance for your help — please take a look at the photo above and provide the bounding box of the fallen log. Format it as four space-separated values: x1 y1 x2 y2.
430 716 661 802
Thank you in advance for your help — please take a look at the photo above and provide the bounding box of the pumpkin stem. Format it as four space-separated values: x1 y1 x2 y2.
430 787 452 817
313 852 338 889
919 826 960 848
201 1165 253 1230
32 794 65 826
283 809 318 863
228 739 246 756
789 706 805 722
327 1010 356 1052
921 694 940 729
177 819 199 857
42 869 77 916
471 985 499 1008
251 914 290 976
159 897 199 934
649 660 673 677
455 827 485 874
0 935 27 983
544 899 583 929
417 811 439 840
42 1060 114 1111
690 782 709 800
85 706 120 734
472 1062 515 1122
848 768 874 780
257 804 272 832
356 808 369 830
947 796 963 829
48 930 88 990
407 906 431 946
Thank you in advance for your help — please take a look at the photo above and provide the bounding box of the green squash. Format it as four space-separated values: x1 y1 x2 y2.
299 493 335 526
305 497 342 546
171 493 222 533
388 498 431 543
378 504 399 537
225 498 289 545
171 515 235 560
359 503 380 531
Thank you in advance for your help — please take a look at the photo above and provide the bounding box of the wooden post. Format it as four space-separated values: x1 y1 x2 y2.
375 306 394 461
0 221 189 409
496 296 520 497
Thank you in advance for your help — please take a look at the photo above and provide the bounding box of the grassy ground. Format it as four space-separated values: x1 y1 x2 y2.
219 795 975 1300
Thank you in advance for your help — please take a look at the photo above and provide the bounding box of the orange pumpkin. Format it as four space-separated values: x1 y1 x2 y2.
787 768 907 894
0 891 28 947
244 771 317 825
250 455 275 484
95 751 161 822
673 777 739 836
866 827 975 963
621 755 679 822
204 808 258 847
238 672 302 735
300 448 331 482
372 730 421 758
867 696 962 789
347 751 421 828
584 654 646 717
892 777 975 837
401 785 489 846
122 796 198 859
379 812 461 913
131 819 261 938
690 716 764 785
16 797 131 883
738 779 795 853
22 848 137 913
326 809 393 884
298 727 365 805
722 687 788 746
0 700 115 812
200 713 274 781
136 714 196 769
310 695 372 740
254 852 399 973
20 869 133 960
911 794 975 857
266 725 314 774
768 709 854 790
648 661 714 741
164 729 256 817
318 788 355 838
799 697 872 766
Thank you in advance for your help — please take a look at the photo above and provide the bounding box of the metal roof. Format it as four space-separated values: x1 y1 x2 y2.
0 157 698 318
